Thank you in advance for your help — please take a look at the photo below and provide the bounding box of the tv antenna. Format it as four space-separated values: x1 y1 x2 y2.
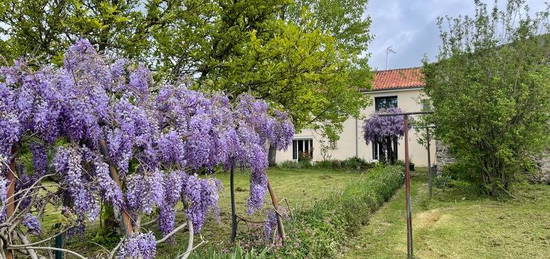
385 46 396 69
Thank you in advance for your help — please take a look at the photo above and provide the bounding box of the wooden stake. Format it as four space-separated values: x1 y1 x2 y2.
267 179 285 243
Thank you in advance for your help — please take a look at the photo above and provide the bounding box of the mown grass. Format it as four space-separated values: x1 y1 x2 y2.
39 168 365 257
280 165 404 258
344 168 550 259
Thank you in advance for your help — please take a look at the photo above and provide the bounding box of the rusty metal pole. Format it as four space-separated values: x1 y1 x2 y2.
426 127 432 199
404 115 413 259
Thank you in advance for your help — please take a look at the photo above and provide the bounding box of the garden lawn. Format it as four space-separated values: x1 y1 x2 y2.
41 168 364 257
344 168 550 259
184 167 364 254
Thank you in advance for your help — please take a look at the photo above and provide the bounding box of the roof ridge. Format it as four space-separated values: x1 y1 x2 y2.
374 66 422 73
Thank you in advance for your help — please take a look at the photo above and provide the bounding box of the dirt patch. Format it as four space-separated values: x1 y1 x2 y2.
415 209 442 229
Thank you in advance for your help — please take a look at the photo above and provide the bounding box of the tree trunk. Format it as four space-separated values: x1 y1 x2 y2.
268 144 277 167
5 146 17 259
96 203 120 241
99 140 134 235
229 164 238 242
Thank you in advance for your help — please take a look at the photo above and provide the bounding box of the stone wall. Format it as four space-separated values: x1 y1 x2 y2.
435 140 455 175
435 140 550 184
531 149 550 184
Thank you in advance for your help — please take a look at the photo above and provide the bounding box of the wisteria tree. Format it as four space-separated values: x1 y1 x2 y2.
0 39 294 258
363 108 406 164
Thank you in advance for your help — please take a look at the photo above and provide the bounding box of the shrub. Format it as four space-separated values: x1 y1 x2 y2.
190 246 269 259
394 160 415 171
277 157 375 171
277 160 312 169
340 157 376 170
280 165 404 257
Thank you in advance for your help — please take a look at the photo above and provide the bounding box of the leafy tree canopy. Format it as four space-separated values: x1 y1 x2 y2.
423 0 550 195
0 0 372 140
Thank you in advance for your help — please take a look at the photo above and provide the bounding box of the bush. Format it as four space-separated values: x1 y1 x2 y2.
277 160 312 169
280 165 404 257
340 157 376 170
190 246 269 259
394 160 415 171
277 157 376 171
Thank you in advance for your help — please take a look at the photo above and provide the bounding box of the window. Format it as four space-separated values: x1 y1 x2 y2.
372 96 399 162
372 136 398 162
292 139 313 160
375 96 398 111
421 99 432 112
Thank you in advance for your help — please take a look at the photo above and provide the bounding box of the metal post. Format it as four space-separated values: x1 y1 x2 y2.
404 115 413 259
54 223 65 259
378 111 432 259
230 163 237 242
427 127 432 199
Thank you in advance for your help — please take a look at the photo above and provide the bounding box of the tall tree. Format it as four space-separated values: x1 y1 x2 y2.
424 0 550 195
0 0 372 160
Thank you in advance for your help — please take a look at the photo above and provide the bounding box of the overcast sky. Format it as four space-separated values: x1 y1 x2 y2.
366 0 547 70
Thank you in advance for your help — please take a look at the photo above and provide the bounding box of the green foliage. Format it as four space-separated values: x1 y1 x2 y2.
393 160 415 171
280 165 404 257
189 246 269 259
424 0 550 196
277 160 313 169
277 157 376 171
0 0 372 142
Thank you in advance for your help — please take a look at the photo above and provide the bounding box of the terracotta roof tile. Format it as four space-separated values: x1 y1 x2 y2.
370 67 425 91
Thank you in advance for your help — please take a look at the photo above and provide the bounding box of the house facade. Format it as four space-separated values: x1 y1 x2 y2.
275 67 437 167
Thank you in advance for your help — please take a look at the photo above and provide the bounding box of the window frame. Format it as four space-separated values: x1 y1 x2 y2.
374 95 398 112
292 138 313 160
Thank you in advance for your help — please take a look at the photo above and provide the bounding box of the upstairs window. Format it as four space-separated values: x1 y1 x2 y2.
375 96 398 111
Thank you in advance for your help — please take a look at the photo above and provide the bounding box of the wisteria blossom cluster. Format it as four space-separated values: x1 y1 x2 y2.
363 108 406 144
0 39 294 258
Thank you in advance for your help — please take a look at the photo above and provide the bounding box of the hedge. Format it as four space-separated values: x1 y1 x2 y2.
280 165 405 257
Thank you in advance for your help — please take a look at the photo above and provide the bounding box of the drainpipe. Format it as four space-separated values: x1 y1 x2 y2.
355 118 358 157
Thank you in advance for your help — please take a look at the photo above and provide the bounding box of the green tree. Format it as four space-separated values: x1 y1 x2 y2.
0 0 372 163
424 0 550 195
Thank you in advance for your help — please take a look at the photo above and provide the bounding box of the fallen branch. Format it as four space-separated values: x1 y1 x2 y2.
156 222 188 244
236 215 265 224
108 238 125 259
179 219 194 259
9 228 69 248
7 246 86 259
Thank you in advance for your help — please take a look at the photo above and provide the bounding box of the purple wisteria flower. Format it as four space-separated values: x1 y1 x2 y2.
264 210 278 241
363 108 406 144
0 38 296 253
117 232 157 259
22 213 41 235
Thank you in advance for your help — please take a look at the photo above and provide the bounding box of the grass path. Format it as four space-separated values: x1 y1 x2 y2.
344 169 550 259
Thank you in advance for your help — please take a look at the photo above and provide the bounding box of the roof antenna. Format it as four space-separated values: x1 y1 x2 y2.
385 46 396 70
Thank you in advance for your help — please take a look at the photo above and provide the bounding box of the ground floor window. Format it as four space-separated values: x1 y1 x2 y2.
372 136 398 163
293 139 313 160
